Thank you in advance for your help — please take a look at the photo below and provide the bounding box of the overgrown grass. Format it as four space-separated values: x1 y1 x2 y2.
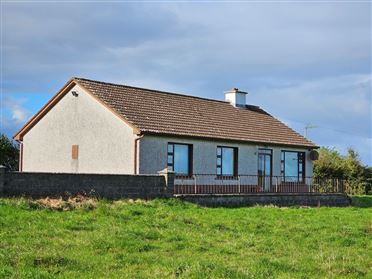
0 197 371 278
351 195 372 208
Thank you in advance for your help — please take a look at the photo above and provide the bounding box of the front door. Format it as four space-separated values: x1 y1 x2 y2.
258 149 272 191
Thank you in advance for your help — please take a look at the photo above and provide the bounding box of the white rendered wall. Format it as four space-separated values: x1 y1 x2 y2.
22 84 136 174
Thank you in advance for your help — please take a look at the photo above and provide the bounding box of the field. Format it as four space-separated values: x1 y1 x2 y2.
0 197 371 279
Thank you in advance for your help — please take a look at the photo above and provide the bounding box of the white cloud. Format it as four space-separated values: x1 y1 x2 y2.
11 107 28 124
251 74 371 165
2 96 30 126
2 2 371 164
251 74 372 138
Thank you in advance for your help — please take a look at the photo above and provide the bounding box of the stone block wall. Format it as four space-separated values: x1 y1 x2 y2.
0 167 172 199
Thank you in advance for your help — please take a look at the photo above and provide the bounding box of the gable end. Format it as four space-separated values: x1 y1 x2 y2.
13 79 141 141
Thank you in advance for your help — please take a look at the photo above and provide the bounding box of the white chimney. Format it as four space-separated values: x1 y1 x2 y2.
224 88 247 107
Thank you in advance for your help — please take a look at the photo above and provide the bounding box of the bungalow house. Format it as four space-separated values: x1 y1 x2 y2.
14 78 318 187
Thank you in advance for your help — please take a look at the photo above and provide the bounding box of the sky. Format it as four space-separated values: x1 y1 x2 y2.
1 1 371 165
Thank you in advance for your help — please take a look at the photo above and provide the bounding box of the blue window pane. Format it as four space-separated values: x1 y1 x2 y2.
258 155 264 176
174 144 189 175
265 156 271 176
284 152 298 178
222 148 234 176
168 155 173 165
281 162 284 174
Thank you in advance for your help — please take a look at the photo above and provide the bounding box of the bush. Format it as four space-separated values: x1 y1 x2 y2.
314 147 371 195
0 134 19 171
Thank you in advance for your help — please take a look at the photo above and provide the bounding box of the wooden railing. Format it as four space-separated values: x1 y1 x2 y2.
174 175 347 195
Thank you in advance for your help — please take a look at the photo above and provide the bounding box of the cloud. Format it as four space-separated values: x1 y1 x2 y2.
252 74 372 138
2 2 371 164
3 2 370 92
11 107 28 124
1 96 30 135
250 74 371 165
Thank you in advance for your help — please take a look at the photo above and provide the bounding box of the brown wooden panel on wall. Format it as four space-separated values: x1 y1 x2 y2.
72 145 79 159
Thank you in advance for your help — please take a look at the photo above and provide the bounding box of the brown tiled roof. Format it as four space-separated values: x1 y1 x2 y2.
74 77 316 148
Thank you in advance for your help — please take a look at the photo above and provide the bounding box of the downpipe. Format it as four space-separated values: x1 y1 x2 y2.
134 134 144 174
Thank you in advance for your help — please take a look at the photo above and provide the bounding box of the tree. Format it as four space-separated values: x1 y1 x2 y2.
343 148 365 179
314 147 371 195
313 147 344 178
0 134 19 171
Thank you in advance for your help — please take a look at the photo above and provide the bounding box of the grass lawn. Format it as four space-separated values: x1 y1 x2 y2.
0 197 371 279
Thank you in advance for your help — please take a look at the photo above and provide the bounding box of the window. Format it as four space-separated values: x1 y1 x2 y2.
281 151 305 182
216 146 238 176
167 143 193 176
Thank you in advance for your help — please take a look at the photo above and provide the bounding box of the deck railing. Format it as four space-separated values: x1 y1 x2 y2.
174 174 347 195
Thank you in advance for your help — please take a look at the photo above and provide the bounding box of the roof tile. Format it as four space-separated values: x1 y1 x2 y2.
75 77 316 148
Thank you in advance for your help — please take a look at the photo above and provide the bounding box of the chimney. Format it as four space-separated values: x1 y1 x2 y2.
224 88 247 107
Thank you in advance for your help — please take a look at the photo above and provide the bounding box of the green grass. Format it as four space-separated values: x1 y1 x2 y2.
0 197 371 279
351 195 372 208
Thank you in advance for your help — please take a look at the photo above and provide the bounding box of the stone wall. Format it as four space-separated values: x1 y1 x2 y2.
0 167 173 199
0 167 351 207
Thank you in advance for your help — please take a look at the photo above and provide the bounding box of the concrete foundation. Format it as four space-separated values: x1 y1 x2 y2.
177 193 351 207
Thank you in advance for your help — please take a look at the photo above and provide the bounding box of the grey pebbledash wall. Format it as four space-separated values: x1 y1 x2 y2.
0 166 174 199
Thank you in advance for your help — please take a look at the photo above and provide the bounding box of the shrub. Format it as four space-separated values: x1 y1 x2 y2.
314 147 371 195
